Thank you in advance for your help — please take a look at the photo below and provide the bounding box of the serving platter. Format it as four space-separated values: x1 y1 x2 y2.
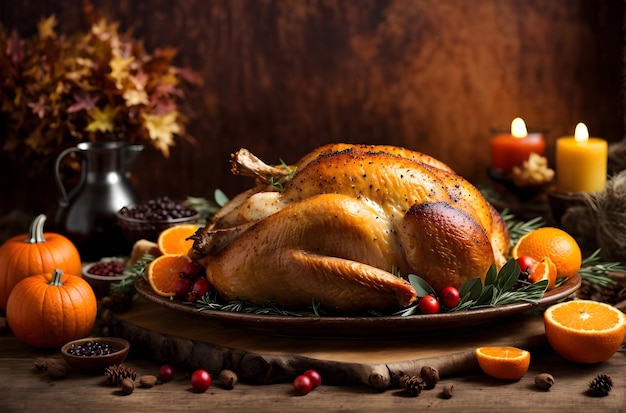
134 274 581 338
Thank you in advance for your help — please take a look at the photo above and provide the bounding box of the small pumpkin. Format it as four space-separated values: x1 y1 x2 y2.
6 269 97 348
0 214 82 310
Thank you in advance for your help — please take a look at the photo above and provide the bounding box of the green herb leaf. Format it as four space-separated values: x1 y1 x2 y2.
193 293 323 317
505 214 545 246
496 280 548 305
484 264 498 286
214 189 229 207
109 253 154 295
408 274 437 297
579 249 625 287
459 277 483 301
496 259 521 292
476 284 495 306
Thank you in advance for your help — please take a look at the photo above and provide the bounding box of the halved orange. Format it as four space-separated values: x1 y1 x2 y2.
146 254 192 297
157 224 201 255
544 300 626 364
527 256 557 290
475 346 530 380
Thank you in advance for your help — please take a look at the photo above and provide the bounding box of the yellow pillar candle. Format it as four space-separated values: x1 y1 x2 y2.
556 123 607 193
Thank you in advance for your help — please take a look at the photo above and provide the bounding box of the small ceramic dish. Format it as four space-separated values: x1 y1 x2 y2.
82 258 128 298
61 337 130 373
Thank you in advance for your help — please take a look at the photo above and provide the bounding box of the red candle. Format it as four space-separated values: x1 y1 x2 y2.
490 118 546 173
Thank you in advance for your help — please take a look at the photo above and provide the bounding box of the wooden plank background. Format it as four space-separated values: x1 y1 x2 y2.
0 0 623 234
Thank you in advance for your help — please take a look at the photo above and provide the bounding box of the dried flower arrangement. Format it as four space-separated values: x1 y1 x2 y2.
0 8 200 159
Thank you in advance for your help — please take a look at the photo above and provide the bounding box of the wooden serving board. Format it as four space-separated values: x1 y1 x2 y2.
104 296 552 389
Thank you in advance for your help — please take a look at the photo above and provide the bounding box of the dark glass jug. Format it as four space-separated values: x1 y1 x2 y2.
54 142 143 261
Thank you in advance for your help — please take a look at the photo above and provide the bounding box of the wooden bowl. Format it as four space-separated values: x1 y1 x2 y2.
61 337 130 373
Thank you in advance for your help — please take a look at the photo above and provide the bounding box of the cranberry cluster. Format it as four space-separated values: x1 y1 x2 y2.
119 196 197 221
87 259 126 277
176 261 211 302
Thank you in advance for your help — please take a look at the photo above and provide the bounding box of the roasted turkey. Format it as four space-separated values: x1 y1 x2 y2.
190 144 509 313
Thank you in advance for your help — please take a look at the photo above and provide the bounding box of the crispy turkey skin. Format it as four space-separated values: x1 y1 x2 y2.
190 144 509 313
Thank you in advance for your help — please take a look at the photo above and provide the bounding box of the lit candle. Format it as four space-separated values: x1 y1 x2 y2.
556 123 607 193
490 117 546 173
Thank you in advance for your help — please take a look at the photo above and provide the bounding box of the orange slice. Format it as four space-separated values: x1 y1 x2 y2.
527 256 557 290
157 224 201 255
475 346 530 380
146 254 192 297
544 300 626 364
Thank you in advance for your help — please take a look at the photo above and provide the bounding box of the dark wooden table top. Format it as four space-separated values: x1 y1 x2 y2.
1 323 624 412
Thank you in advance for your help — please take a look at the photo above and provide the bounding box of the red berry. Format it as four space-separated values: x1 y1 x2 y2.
182 261 202 277
418 295 440 314
175 277 194 298
190 369 212 392
159 364 175 382
440 286 460 308
191 277 210 297
304 369 322 388
516 256 539 274
293 374 313 395
185 291 199 302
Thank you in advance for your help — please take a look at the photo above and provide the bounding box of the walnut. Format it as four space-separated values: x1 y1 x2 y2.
34 357 56 371
139 375 158 388
534 373 555 390
46 363 67 380
121 378 135 395
219 370 238 389
420 365 440 389
442 383 454 398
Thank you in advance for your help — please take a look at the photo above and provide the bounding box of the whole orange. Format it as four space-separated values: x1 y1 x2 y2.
511 227 581 279
544 300 626 364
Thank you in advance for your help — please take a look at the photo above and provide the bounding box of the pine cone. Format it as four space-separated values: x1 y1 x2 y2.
104 364 137 386
588 374 613 397
399 374 424 397
101 293 134 313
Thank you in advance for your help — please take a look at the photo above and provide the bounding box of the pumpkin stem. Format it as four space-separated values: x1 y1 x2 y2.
49 269 64 287
25 214 47 244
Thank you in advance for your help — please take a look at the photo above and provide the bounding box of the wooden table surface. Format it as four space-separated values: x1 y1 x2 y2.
1 318 625 413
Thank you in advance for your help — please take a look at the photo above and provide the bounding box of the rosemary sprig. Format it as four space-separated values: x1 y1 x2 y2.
268 176 284 192
109 253 154 295
476 183 503 203
578 249 624 287
192 292 323 317
184 189 229 223
269 160 297 192
502 210 545 247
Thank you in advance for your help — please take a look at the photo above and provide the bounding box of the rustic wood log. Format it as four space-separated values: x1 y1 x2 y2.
102 297 552 389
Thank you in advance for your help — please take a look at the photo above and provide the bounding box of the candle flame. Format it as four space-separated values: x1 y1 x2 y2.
574 122 589 143
511 117 528 139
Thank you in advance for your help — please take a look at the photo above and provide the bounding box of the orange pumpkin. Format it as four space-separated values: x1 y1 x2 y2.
0 214 82 310
6 269 97 348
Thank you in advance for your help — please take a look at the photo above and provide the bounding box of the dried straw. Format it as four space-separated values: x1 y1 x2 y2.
561 170 626 263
